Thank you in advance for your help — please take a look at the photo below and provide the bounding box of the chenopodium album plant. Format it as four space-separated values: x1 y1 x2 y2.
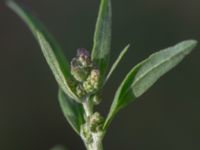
7 0 198 150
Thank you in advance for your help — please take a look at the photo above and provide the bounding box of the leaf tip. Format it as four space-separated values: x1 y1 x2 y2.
126 44 131 49
186 39 198 45
5 0 15 8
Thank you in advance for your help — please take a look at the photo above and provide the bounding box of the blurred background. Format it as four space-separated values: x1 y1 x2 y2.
0 0 200 149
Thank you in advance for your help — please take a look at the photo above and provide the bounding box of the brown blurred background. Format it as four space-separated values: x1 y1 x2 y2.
0 0 200 150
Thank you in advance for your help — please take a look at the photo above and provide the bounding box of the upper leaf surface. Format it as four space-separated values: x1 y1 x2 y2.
103 40 197 129
132 40 197 97
92 0 112 81
7 0 78 101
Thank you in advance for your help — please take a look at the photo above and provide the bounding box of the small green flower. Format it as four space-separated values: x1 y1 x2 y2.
71 58 90 82
80 123 93 144
89 112 104 133
91 94 102 105
83 69 100 93
76 84 87 98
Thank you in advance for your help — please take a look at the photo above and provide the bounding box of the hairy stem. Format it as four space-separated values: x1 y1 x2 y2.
81 97 104 150
83 98 93 117
87 135 103 150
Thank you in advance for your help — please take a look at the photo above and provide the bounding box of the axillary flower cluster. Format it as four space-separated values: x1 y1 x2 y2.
71 49 100 98
70 48 102 103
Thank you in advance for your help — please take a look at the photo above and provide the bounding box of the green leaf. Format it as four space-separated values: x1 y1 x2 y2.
58 89 85 134
6 0 79 101
103 40 197 130
105 44 130 83
92 0 112 81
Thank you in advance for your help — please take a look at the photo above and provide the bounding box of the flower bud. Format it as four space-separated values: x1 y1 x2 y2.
77 48 91 67
92 94 102 105
83 69 100 93
80 123 93 144
76 84 87 98
89 112 104 133
71 58 90 82
70 49 93 82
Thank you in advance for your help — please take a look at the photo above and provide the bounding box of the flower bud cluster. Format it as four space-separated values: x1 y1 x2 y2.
83 69 100 93
80 123 93 144
88 112 104 133
70 48 100 98
71 48 91 82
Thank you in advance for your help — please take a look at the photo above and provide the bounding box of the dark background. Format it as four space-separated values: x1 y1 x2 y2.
0 0 200 150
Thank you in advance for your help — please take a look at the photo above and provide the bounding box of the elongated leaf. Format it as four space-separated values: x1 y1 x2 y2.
7 0 79 101
92 0 112 81
104 40 197 129
103 61 145 129
105 44 130 83
58 89 84 134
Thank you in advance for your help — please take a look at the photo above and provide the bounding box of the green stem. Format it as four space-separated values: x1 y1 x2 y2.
84 131 104 150
81 97 104 150
83 98 93 117
87 136 103 150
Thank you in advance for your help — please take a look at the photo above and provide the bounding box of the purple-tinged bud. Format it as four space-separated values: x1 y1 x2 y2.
70 48 94 82
77 48 90 58
71 58 90 82
77 48 91 67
